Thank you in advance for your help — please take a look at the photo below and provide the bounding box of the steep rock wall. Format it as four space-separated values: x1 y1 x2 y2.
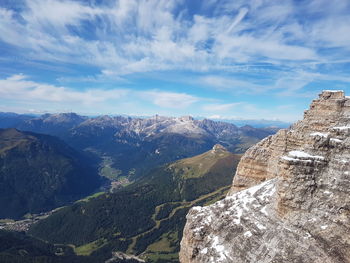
180 91 350 263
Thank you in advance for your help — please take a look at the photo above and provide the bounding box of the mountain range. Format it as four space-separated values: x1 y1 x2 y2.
0 112 278 180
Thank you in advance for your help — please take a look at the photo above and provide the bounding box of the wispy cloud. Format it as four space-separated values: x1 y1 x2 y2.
0 74 200 113
140 90 199 109
197 75 266 93
202 102 242 112
0 74 128 105
1 0 347 76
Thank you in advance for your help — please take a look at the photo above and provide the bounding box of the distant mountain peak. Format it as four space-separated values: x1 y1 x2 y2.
179 115 194 122
240 124 254 129
43 112 87 122
211 144 227 153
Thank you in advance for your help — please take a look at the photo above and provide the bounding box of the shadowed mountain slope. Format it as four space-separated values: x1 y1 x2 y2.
0 128 101 219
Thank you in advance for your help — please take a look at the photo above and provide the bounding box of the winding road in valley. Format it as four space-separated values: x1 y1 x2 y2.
126 185 231 254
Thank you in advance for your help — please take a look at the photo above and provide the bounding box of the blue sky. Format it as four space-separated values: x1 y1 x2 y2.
0 0 350 122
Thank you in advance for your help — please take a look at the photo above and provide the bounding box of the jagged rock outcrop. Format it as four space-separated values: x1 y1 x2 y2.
180 90 350 263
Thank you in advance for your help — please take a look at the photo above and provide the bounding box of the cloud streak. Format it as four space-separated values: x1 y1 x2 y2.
1 0 347 77
202 102 242 112
140 90 199 109
0 74 200 113
0 74 128 105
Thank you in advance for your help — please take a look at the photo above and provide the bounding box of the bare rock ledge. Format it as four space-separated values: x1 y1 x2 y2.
180 90 350 263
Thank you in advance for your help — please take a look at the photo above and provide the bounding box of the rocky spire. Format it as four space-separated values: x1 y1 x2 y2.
180 90 350 263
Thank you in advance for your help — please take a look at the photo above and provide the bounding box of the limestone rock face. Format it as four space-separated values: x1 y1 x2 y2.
180 91 350 263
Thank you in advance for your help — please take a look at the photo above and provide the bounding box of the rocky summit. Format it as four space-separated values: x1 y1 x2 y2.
180 90 350 263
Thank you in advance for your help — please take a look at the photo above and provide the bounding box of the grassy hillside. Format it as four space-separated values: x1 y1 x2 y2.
29 145 241 262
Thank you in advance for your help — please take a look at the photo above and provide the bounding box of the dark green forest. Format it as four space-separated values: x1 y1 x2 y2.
28 149 240 262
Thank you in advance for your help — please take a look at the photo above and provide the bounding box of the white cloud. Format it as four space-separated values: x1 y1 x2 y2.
0 74 200 113
226 7 249 33
203 102 242 112
208 114 225 119
198 75 265 93
0 74 128 105
24 0 101 29
0 0 344 77
0 0 349 106
140 90 199 109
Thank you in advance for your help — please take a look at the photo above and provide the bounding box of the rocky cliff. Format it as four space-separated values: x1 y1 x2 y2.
180 90 350 263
